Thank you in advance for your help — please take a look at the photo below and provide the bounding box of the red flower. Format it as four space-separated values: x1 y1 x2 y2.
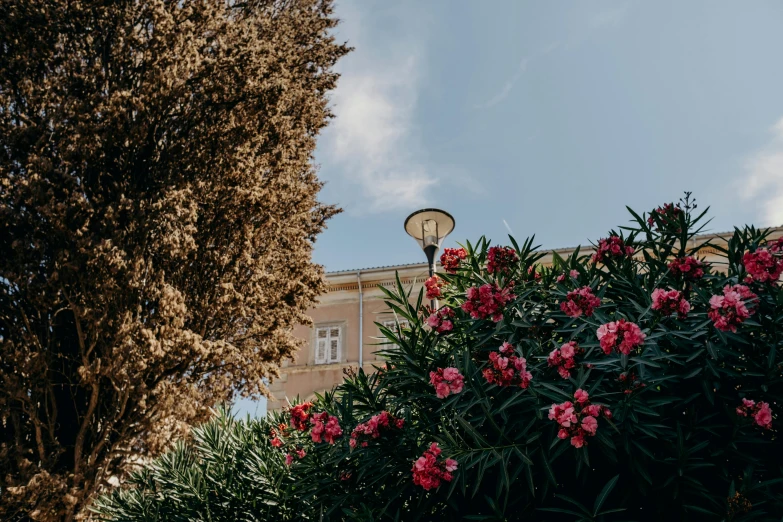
424 275 444 300
668 256 704 280
487 246 518 275
412 443 458 490
461 282 516 322
592 236 634 264
651 288 690 318
647 203 682 232
289 402 313 431
560 286 601 318
440 247 467 273
743 248 783 283
708 284 757 332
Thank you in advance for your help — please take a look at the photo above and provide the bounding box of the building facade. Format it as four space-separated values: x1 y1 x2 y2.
267 228 783 411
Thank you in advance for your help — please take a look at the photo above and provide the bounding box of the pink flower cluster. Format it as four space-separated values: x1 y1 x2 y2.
548 389 611 448
487 246 518 275
743 248 783 283
310 412 343 444
597 319 646 355
547 341 583 379
736 398 773 430
647 203 682 231
461 282 516 322
285 448 307 466
426 306 455 334
708 284 758 333
556 269 580 283
771 237 783 253
526 264 542 282
668 256 704 280
289 402 313 431
425 275 444 300
412 443 458 490
651 288 691 318
560 286 601 318
592 236 634 264
440 247 467 273
482 342 532 388
349 411 405 449
429 367 465 399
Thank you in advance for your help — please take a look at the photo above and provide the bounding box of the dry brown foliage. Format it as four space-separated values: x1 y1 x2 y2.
0 1 349 519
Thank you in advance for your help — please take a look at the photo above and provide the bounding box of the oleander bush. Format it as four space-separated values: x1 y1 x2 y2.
94 200 782 521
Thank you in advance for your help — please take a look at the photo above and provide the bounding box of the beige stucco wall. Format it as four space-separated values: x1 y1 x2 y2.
267 228 783 411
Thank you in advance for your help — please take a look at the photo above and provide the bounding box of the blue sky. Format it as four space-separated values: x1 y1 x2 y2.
314 0 783 272
236 0 783 416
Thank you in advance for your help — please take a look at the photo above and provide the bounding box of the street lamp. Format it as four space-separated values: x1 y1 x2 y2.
404 208 455 309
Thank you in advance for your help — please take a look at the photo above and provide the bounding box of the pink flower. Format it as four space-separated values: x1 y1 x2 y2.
427 306 455 334
592 236 634 264
570 269 580 279
425 276 445 300
581 416 598 435
549 395 611 448
755 403 773 429
350 411 405 448
668 256 705 280
547 340 583 379
462 282 516 322
487 246 518 275
296 448 306 459
310 412 342 444
597 319 646 355
430 367 465 399
743 248 783 283
556 274 566 283
737 398 773 430
440 247 467 273
651 288 690 319
270 437 283 448
412 443 457 490
560 286 602 318
708 285 758 332
285 454 294 466
484 343 532 388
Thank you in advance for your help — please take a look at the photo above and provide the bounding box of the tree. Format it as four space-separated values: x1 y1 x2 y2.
95 201 783 521
0 1 349 519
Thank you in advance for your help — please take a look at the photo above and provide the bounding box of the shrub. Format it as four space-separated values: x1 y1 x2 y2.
95 201 782 521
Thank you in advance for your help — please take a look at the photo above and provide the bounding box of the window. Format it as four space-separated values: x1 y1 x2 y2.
314 325 341 365
381 319 410 334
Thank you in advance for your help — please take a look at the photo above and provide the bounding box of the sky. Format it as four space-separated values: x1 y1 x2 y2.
235 0 783 417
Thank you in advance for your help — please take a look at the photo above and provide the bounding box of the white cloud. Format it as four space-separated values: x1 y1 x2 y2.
742 117 783 226
589 4 629 29
319 3 436 214
474 58 529 109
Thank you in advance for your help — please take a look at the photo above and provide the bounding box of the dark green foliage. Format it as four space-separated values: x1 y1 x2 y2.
95 203 783 521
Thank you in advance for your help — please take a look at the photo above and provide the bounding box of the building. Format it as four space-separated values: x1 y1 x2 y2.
266 227 783 411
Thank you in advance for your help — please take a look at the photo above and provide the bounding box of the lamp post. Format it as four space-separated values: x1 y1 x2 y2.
404 208 455 310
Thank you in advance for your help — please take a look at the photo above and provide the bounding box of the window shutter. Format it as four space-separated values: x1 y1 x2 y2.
315 328 327 364
329 339 339 362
